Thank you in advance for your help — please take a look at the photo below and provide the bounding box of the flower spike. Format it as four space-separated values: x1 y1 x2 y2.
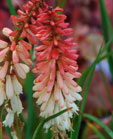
33 3 82 131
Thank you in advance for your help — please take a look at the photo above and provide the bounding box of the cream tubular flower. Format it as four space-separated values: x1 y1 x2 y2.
3 108 14 127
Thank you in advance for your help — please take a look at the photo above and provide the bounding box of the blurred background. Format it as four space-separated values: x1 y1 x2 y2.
0 0 113 138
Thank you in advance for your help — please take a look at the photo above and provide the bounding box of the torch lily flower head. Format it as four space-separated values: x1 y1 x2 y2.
33 2 82 131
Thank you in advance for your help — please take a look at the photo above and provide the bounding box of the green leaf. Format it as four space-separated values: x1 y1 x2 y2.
71 65 96 139
32 108 71 139
24 72 37 139
99 0 113 80
7 0 17 16
0 124 2 139
71 37 113 139
59 0 66 8
87 122 105 139
99 0 113 35
84 114 113 138
78 36 113 88
70 47 103 139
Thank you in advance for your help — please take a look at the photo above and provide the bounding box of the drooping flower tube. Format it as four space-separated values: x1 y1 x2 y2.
33 2 82 131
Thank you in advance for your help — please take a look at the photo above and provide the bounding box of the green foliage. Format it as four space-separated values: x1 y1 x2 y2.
7 0 17 16
86 122 105 139
32 108 71 139
99 0 113 80
84 114 113 138
6 0 113 139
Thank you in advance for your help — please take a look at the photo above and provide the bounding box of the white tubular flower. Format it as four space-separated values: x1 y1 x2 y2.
12 75 23 95
35 72 82 131
0 61 9 81
0 81 6 106
3 108 14 127
11 131 18 139
6 75 14 99
11 95 23 115
2 28 14 41
0 40 8 48
14 63 30 79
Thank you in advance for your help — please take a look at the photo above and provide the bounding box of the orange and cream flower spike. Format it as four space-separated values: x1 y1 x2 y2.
0 0 41 128
0 28 29 127
32 2 82 131
0 0 82 133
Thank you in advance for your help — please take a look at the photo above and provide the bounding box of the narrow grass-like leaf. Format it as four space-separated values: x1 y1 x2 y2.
86 121 105 139
78 36 113 88
59 0 66 8
99 51 113 62
84 114 113 138
99 0 113 35
71 65 96 139
24 72 36 139
71 39 113 138
71 47 102 139
99 0 113 79
4 127 12 139
32 108 71 139
7 0 17 15
0 122 2 139
81 125 88 139
111 113 113 131
99 69 113 108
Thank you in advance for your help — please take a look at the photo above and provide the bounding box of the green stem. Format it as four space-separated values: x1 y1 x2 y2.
0 122 2 139
7 0 17 15
24 72 36 139
32 108 71 139
14 114 22 139
71 47 103 139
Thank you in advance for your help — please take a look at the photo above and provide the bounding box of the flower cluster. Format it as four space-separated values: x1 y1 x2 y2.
0 28 29 127
0 0 40 130
11 0 40 45
0 0 82 136
33 2 82 131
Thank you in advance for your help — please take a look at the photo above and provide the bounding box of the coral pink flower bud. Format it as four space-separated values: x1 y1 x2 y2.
51 49 59 59
50 21 55 26
26 32 37 44
10 30 18 37
10 16 20 26
19 40 32 50
24 23 29 28
17 10 26 16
